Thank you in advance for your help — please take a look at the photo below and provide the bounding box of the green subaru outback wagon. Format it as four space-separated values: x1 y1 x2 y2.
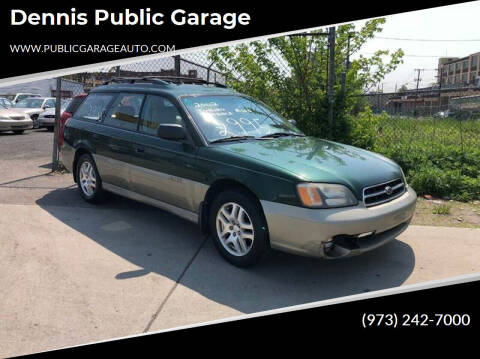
60 77 417 267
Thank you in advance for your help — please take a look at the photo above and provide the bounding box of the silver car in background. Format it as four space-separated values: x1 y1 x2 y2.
13 97 56 129
0 103 33 134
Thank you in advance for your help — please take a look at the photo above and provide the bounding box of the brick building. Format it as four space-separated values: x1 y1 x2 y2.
438 51 480 87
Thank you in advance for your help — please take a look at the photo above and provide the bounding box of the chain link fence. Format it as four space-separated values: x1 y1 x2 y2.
2 44 478 178
364 88 480 118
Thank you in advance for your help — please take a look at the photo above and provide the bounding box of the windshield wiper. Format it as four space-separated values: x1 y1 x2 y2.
210 135 257 144
260 132 305 138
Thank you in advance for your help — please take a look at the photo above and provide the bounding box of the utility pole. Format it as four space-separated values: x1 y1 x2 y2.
438 68 443 113
413 69 423 117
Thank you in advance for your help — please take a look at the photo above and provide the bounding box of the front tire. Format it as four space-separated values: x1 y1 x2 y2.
76 153 104 204
209 190 269 267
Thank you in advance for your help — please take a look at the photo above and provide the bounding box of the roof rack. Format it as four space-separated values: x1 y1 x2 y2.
103 76 227 88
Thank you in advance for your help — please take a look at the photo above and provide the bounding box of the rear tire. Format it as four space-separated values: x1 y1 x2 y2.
76 153 105 204
209 189 269 267
13 130 24 134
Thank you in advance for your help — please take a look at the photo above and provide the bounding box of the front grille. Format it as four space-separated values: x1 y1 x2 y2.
363 178 405 207
10 116 25 121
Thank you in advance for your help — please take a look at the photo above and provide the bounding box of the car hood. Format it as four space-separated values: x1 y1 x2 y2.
0 108 28 117
217 136 403 199
13 108 43 115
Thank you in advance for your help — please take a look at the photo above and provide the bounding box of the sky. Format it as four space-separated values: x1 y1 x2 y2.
352 1 480 92
88 1 480 93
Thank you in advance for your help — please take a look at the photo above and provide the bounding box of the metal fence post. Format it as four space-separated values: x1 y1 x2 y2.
327 27 336 130
52 77 62 172
174 55 181 76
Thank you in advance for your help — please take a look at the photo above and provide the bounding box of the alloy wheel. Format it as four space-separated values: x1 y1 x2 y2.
79 161 96 197
216 202 255 256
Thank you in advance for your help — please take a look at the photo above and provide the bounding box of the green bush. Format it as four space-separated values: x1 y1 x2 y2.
345 112 480 201
346 107 382 150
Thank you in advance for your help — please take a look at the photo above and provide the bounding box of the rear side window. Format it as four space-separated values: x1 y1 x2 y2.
75 93 115 122
103 93 144 131
139 95 183 136
65 96 85 114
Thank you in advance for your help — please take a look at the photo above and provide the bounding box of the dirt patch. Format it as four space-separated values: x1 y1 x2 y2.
412 197 480 228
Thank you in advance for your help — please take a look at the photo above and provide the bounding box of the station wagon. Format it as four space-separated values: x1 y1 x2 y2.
60 77 417 267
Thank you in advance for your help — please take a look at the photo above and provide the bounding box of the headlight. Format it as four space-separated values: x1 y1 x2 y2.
0 115 9 120
297 183 358 208
399 167 408 188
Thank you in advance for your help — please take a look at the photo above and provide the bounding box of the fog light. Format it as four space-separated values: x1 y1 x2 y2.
358 231 374 238
323 241 334 250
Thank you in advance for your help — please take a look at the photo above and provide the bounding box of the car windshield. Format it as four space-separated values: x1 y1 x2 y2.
14 98 44 108
181 95 303 142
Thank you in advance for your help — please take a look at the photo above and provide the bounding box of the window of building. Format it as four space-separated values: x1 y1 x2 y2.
463 61 469 72
471 56 478 71
51 90 73 98
470 72 476 83
462 73 468 83
103 93 144 131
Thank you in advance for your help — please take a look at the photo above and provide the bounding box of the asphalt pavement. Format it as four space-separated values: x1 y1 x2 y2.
1 129 479 357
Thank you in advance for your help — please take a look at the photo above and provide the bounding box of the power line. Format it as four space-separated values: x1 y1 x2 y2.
361 52 456 58
374 36 480 42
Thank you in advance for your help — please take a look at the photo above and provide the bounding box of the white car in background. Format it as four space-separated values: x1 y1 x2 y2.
0 103 33 134
13 97 56 129
37 99 71 131
12 93 42 103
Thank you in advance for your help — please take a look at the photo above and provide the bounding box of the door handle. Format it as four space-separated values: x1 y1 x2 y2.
135 147 145 153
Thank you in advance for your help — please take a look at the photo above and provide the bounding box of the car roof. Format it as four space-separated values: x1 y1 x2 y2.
21 97 53 100
91 83 239 98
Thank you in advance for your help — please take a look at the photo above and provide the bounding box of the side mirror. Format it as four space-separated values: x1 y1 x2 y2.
156 123 186 140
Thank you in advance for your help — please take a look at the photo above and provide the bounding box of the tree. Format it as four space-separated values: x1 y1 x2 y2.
208 19 404 140
397 84 409 93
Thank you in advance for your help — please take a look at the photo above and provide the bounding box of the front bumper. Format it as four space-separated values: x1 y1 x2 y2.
37 117 54 127
0 119 33 131
261 186 417 258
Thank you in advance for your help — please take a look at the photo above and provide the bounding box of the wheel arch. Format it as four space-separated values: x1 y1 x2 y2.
72 146 93 183
199 178 265 234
